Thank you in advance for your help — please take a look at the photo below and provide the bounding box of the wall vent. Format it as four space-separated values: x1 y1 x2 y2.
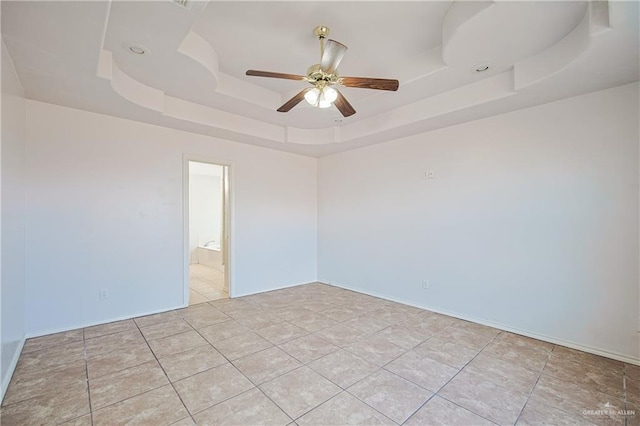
172 0 191 10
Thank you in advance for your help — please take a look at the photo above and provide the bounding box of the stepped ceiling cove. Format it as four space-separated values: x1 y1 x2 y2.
1 1 638 156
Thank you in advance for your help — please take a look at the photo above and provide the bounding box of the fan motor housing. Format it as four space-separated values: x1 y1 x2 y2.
306 64 338 84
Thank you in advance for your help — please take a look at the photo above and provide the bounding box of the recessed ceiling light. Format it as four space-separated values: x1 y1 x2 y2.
125 43 148 55
473 63 490 73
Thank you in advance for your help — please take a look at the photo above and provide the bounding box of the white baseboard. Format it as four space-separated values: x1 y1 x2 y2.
1 333 26 403
324 281 640 366
23 279 639 366
27 279 321 339
25 304 187 339
232 280 318 298
26 280 317 339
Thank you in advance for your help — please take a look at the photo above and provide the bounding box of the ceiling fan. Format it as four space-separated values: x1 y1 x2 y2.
245 25 399 118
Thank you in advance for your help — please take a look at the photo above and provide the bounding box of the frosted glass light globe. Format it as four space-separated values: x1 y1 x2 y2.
304 86 337 108
323 86 338 103
304 88 320 106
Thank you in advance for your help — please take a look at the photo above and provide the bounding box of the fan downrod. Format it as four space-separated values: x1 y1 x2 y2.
244 24 399 118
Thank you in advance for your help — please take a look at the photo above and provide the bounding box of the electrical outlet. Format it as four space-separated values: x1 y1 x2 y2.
422 170 436 180
422 280 430 289
99 288 109 300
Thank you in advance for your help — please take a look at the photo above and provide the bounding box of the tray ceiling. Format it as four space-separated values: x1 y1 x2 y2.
2 1 638 157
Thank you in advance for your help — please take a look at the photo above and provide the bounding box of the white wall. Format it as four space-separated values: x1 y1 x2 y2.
25 101 317 336
1 40 27 398
14 74 640 366
189 170 222 263
318 83 640 363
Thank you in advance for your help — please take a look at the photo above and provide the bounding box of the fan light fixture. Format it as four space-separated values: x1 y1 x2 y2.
245 25 399 117
304 86 338 108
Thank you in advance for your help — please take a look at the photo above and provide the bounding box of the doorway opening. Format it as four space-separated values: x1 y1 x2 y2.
186 160 230 305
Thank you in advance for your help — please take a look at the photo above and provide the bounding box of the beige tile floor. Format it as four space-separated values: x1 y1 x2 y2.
1 283 637 425
189 263 228 305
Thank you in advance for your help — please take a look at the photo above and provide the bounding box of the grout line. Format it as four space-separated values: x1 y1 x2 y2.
177 315 295 421
241 293 481 424
227 309 410 422
257 386 300 425
134 312 182 329
387 367 454 423
16 334 84 357
190 386 294 424
305 353 369 391
7 283 628 425
411 330 502 424
1 342 110 409
426 395 500 426
90 383 180 417
249 363 307 388
132 317 194 420
512 345 553 425
277 336 340 366
84 343 160 381
623 364 628 426
527 347 626 425
169 415 197 426
306 342 417 424
82 328 95 426
84 321 138 341
400 393 438 426
254 374 298 423
290 388 361 424
139 322 196 342
185 322 297 424
342 382 415 425
368 366 440 425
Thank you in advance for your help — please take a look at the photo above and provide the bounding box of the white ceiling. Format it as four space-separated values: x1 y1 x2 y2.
2 1 638 157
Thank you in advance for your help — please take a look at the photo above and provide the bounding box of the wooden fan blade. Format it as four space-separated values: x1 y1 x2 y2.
320 39 348 74
246 70 306 81
334 90 356 117
340 76 399 91
277 88 312 112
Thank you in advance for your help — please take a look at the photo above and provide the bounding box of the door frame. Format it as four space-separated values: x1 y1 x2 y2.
182 154 234 306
